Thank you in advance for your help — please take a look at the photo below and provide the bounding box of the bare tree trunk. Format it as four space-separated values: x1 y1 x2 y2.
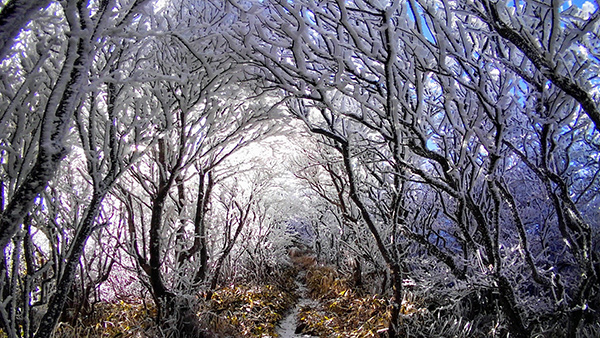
148 140 175 306
195 172 212 284
178 169 213 284
496 275 528 338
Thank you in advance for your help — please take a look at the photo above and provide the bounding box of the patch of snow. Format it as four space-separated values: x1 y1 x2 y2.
275 277 319 338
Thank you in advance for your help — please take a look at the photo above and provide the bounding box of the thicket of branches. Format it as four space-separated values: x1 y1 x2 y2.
0 0 599 337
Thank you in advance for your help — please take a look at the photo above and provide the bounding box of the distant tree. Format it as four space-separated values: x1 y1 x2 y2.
205 170 271 299
292 138 386 290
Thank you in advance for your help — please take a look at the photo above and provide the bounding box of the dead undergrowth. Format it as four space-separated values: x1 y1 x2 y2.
202 283 296 337
46 265 298 338
295 265 391 338
13 250 424 338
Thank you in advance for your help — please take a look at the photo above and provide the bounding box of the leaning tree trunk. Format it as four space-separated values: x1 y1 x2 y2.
0 23 85 252
177 170 213 285
145 142 177 319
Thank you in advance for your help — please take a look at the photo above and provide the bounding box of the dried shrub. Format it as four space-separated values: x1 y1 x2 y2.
204 284 295 337
52 301 156 337
289 248 317 270
298 265 438 337
297 266 391 337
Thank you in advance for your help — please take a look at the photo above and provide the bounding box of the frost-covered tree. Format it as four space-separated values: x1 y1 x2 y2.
0 1 166 336
0 0 151 253
292 138 388 290
471 0 600 131
1 0 598 336
106 3 284 333
0 0 52 61
35 31 161 338
231 0 600 336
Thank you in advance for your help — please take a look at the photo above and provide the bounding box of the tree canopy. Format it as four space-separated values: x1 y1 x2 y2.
0 0 599 337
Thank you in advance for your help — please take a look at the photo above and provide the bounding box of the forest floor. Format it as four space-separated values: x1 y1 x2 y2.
50 251 394 338
272 251 391 338
195 250 391 337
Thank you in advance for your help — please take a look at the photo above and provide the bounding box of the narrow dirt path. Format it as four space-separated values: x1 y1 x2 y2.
276 273 319 338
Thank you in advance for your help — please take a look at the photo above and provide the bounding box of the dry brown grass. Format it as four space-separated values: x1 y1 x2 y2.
297 265 390 338
202 283 295 337
52 301 156 337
